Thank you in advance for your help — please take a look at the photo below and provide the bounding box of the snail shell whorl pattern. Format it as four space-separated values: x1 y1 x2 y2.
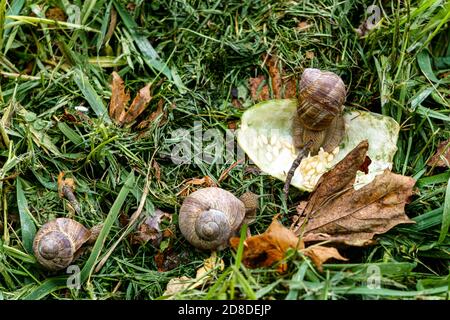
297 68 346 131
33 218 91 271
179 187 246 251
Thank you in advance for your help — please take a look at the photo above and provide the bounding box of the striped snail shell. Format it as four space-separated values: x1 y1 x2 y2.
293 68 347 155
179 187 258 251
297 68 346 131
33 218 91 271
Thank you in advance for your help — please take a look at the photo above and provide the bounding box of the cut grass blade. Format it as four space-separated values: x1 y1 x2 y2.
15 178 37 254
73 68 112 124
438 175 450 243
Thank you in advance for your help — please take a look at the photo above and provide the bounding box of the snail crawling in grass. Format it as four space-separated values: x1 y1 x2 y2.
33 218 100 271
283 68 347 198
178 187 258 251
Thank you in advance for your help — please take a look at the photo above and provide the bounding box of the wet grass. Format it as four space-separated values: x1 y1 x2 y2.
0 0 449 300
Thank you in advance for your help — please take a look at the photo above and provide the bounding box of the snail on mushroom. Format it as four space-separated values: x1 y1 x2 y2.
283 68 346 198
178 187 258 251
33 218 98 271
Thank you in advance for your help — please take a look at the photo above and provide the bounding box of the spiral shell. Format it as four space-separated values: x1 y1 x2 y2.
33 218 91 271
296 68 346 131
179 188 246 251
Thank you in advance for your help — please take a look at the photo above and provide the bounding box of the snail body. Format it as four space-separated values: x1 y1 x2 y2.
33 218 91 271
293 68 346 155
179 187 258 251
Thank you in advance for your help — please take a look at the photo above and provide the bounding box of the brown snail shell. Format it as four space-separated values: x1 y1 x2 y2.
179 188 257 251
293 68 346 155
33 218 91 271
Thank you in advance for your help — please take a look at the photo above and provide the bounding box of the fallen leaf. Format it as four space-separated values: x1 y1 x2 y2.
297 21 311 31
46 7 67 21
427 139 450 168
305 51 315 59
249 75 270 102
136 98 166 129
163 276 193 297
152 160 161 182
230 218 303 272
57 172 80 214
130 209 172 246
283 76 297 99
155 248 189 272
195 252 225 280
122 83 152 124
293 140 416 246
267 55 282 99
162 252 223 297
109 72 130 124
108 72 153 126
177 176 217 196
302 245 347 272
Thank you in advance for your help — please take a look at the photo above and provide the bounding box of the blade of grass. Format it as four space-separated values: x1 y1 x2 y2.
438 176 450 243
73 68 111 124
16 178 37 254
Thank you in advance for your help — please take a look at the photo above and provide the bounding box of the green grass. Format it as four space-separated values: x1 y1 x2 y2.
0 0 449 300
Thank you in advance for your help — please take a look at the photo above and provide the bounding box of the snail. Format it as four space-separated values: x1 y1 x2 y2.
33 218 96 271
284 68 347 198
179 187 258 251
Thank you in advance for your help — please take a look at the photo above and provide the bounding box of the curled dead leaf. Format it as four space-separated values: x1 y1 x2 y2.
230 218 346 272
427 139 450 168
108 72 153 126
293 140 416 246
249 76 270 102
230 218 303 272
130 209 172 247
177 176 217 196
162 252 223 298
301 245 347 272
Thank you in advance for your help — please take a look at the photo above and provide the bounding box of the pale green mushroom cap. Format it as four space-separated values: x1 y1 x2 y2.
236 99 400 192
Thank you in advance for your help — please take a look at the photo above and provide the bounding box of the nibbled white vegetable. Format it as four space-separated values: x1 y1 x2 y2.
236 99 400 192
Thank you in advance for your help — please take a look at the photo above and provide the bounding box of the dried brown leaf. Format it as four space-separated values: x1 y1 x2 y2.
178 176 217 196
230 218 303 272
136 98 166 129
297 21 311 31
427 139 450 168
283 77 297 99
293 140 416 246
155 248 189 272
152 160 161 182
109 72 130 124
46 7 67 21
123 83 152 124
305 51 315 59
302 245 347 272
130 209 172 246
249 76 270 102
267 55 282 99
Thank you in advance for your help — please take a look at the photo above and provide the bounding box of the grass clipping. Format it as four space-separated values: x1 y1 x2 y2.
231 141 415 271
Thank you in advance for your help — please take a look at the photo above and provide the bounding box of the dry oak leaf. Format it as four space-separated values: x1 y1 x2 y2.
427 139 450 168
293 140 416 246
108 72 153 126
